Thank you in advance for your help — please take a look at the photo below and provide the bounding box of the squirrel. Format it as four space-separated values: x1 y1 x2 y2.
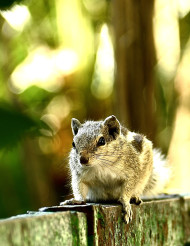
60 115 171 223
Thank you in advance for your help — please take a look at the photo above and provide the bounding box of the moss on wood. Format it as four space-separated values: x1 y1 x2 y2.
0 196 190 245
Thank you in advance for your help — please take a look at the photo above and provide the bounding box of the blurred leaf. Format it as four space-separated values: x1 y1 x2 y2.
0 144 31 218
18 85 51 112
0 103 42 149
10 37 28 71
0 0 23 10
179 11 190 54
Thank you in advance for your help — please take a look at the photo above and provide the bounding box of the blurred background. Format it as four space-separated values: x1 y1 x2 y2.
0 0 190 218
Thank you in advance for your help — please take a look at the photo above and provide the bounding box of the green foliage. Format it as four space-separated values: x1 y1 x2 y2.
179 11 190 53
0 145 31 218
0 103 42 149
18 86 52 112
0 0 24 10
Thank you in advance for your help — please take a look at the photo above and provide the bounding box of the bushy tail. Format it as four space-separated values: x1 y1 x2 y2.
143 149 171 196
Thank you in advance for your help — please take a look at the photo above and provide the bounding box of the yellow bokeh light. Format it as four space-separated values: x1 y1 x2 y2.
0 5 31 31
56 0 94 70
178 0 190 17
54 49 79 75
154 0 180 77
91 24 114 99
46 95 71 122
41 114 61 136
10 46 79 94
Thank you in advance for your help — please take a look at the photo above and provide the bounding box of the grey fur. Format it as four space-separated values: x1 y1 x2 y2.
61 115 170 223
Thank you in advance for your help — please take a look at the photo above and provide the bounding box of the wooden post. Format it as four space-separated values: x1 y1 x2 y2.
112 0 156 141
0 196 190 245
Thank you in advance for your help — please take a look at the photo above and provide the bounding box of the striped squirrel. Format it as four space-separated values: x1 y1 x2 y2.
61 115 171 223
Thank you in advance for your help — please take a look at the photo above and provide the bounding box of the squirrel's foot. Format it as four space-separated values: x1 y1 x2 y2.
130 196 142 206
60 198 86 206
123 203 133 224
119 197 133 223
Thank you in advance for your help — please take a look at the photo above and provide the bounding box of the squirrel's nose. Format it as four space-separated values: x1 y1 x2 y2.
80 154 89 165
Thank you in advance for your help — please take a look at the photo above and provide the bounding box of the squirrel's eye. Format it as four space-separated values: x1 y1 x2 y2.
72 141 76 148
97 136 105 146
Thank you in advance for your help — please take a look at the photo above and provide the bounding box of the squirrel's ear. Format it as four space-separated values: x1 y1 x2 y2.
71 118 81 135
103 115 121 139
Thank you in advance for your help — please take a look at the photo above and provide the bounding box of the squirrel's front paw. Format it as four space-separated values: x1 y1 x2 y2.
123 204 133 224
130 196 142 206
60 198 86 206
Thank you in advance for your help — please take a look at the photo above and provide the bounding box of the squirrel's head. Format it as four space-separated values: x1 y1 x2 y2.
70 115 121 166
